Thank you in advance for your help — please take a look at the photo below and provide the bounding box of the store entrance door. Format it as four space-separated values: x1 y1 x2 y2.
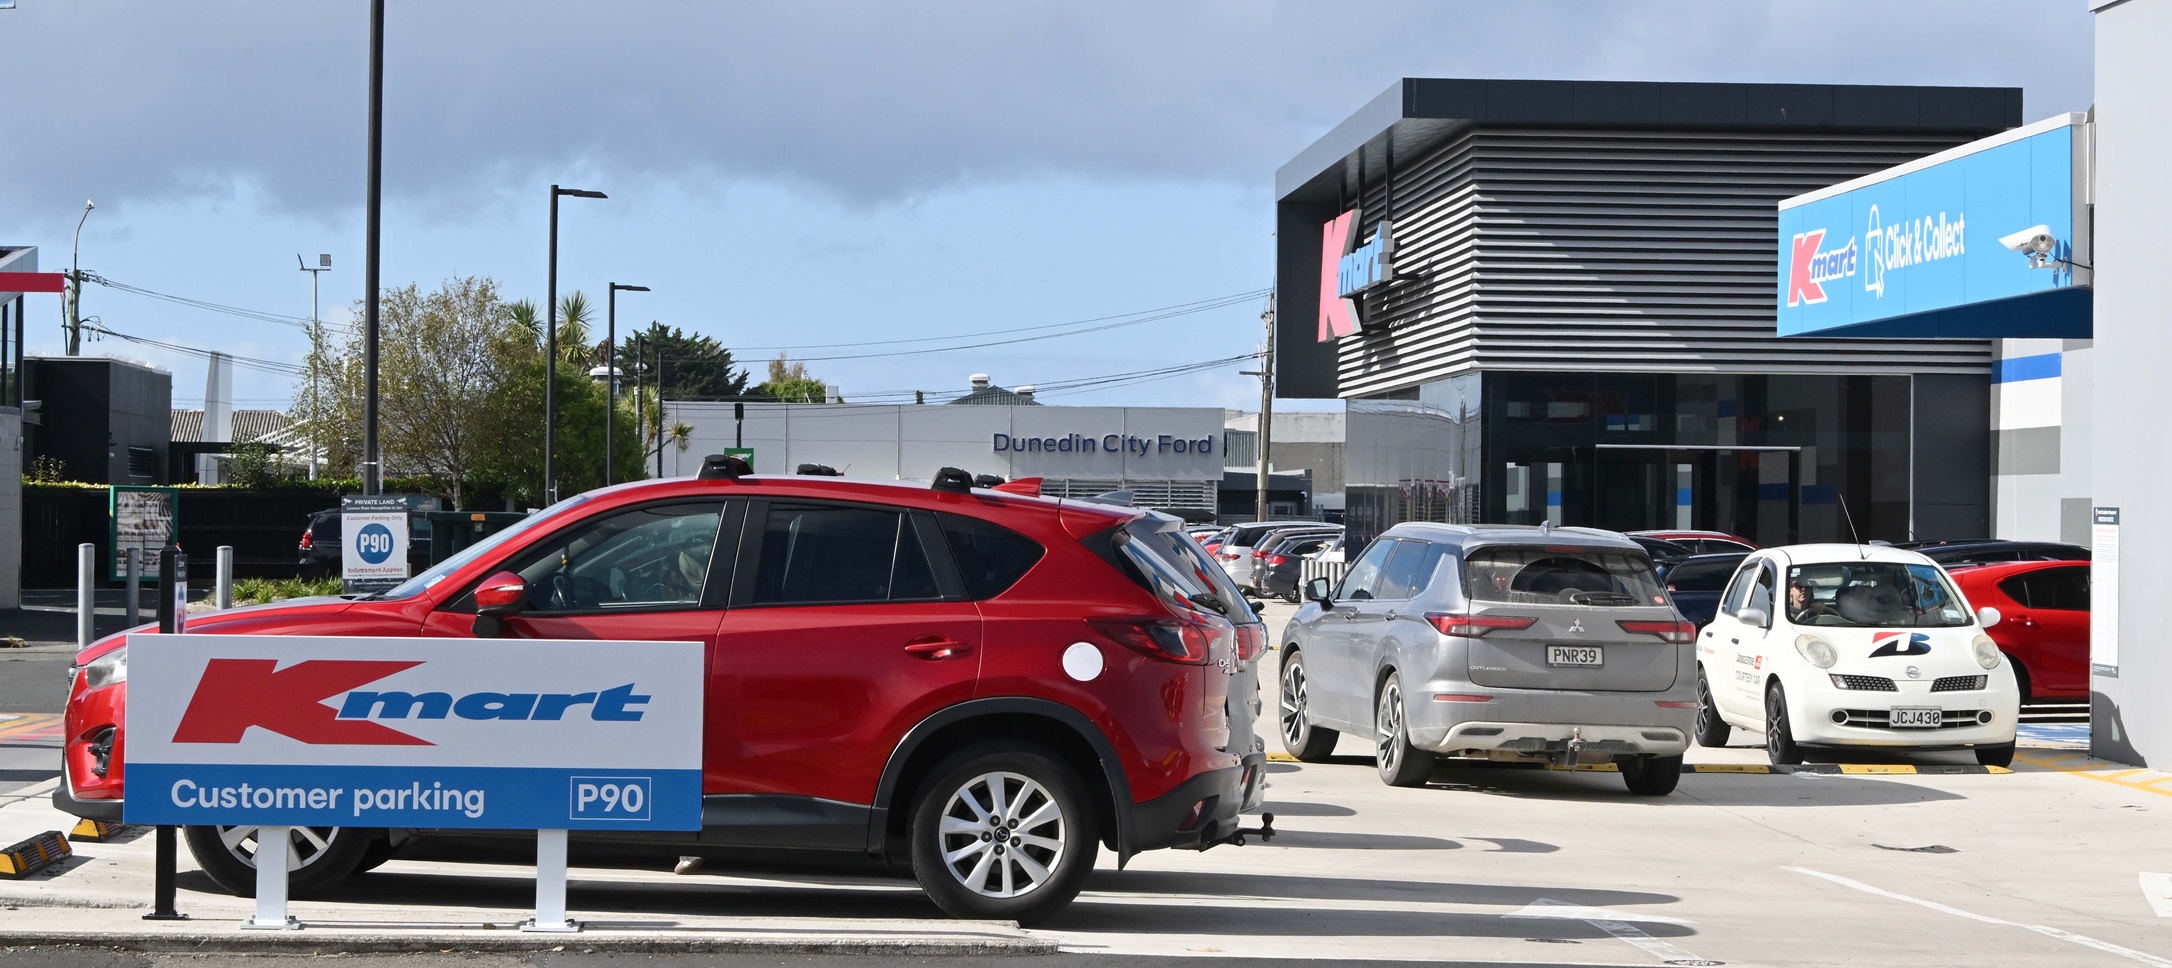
1593 445 1799 546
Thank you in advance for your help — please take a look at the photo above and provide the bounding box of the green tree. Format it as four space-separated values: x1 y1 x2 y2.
556 291 593 367
752 352 833 403
618 322 749 400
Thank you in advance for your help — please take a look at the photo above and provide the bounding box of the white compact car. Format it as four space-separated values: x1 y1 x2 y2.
1693 544 2020 767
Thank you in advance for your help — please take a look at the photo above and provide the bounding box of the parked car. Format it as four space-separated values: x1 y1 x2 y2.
1899 539 2088 567
1627 535 1696 567
1631 530 1759 556
298 508 436 579
60 461 1264 925
1657 553 1751 627
1280 524 1697 796
1254 531 1340 603
1213 521 1338 591
1946 560 2090 702
1240 525 1342 593
1310 534 1346 565
1693 544 2020 767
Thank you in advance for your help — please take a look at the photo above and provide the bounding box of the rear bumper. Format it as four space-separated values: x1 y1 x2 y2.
1409 688 1696 758
1125 764 1246 855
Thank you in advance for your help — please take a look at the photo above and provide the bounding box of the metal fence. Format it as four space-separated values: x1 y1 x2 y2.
23 486 335 587
1299 557 1347 590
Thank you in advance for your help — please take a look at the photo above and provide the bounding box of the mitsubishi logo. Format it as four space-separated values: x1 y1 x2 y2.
1567 619 1585 634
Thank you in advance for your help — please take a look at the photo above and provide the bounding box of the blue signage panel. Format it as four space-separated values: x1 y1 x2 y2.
1777 119 2084 337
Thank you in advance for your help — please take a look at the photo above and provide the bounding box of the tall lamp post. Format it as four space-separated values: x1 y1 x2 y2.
604 283 648 485
545 184 606 504
362 0 383 495
65 199 93 356
299 253 331 480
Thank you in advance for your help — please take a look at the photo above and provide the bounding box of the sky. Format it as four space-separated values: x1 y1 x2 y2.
0 1 2095 412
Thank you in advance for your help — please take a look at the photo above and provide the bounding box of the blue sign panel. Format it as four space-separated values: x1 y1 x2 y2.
1776 118 2085 337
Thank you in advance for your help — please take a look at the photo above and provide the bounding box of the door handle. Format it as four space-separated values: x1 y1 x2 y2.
904 636 974 660
1730 638 1740 645
1385 611 1399 621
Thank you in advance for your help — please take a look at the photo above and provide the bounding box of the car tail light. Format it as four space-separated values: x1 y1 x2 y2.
1233 623 1267 664
1427 613 1538 637
1266 554 1288 566
1618 620 1696 643
1432 693 1492 703
1216 550 1240 562
1089 613 1231 665
1654 700 1697 709
1252 548 1270 558
299 529 313 550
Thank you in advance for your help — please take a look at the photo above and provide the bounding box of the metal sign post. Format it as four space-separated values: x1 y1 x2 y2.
242 827 299 930
143 545 188 922
523 829 577 933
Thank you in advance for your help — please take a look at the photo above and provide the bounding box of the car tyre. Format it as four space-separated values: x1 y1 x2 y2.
1764 682 1804 767
1279 649 1339 761
183 825 370 898
2007 657 2032 706
909 741 1098 926
1375 673 1435 788
355 837 396 873
1694 668 1732 748
1975 742 2016 768
1621 754 1684 796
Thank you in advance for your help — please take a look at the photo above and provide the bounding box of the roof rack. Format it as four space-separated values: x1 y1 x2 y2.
930 467 975 493
697 454 753 481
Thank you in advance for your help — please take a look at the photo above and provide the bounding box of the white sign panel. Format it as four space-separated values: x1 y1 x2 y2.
2092 506 2120 677
341 495 410 593
124 635 705 830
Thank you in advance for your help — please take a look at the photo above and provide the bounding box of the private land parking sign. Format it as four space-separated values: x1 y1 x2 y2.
122 635 703 830
341 495 410 593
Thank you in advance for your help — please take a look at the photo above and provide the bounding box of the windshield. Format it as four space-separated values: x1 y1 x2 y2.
373 495 591 600
1115 518 1261 624
1785 561 1971 628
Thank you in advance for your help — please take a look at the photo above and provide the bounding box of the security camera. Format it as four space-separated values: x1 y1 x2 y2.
2000 224 2056 256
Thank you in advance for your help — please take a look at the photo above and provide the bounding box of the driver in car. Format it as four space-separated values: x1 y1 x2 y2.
1787 579 1838 624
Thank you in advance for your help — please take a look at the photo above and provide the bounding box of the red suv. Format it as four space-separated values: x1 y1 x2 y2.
58 460 1265 924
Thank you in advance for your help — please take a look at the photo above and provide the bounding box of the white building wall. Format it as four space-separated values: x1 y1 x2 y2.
2088 0 2172 765
1990 337 2093 543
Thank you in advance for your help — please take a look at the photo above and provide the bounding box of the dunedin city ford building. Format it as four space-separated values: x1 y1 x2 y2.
1274 78 2024 546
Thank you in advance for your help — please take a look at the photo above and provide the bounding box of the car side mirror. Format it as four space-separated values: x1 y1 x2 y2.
1977 606 2002 628
1738 607 1770 629
1305 577 1334 605
471 571 528 638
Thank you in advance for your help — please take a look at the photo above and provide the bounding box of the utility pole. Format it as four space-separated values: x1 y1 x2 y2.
65 200 93 356
1244 294 1276 523
299 254 331 480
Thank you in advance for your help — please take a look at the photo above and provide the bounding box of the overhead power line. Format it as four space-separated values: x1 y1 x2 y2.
86 324 309 377
732 289 1271 354
82 273 350 334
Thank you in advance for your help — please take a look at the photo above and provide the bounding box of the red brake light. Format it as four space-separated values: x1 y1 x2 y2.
1088 614 1229 665
299 529 313 550
1618 619 1697 643
1427 613 1538 637
1267 554 1288 566
1233 624 1267 663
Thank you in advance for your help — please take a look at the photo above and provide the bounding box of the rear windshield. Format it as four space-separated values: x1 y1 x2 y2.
1465 546 1666 607
1785 561 1971 628
1664 558 1745 592
1114 519 1260 624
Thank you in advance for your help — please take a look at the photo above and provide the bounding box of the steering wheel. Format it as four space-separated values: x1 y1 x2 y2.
548 572 577 611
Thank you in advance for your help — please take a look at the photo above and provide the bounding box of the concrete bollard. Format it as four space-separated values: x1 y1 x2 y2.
76 543 95 650
215 546 234 610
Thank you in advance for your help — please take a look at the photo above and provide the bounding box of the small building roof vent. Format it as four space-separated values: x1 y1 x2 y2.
969 373 991 389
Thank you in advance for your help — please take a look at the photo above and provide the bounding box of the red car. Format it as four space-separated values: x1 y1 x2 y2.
57 460 1265 924
1948 559 2090 702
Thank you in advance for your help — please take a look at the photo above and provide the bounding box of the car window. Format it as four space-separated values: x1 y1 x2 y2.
940 513 1045 599
1374 540 1449 600
754 503 939 605
1665 559 1739 592
1997 574 2034 608
1783 561 1971 628
2035 567 2090 610
1719 560 1761 615
1114 518 1258 623
1337 539 1400 601
1289 538 1329 557
512 502 725 613
1746 565 1776 620
1464 546 1664 607
381 495 593 600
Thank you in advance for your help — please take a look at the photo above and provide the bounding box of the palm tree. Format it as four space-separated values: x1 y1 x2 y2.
556 291 592 366
506 299 540 335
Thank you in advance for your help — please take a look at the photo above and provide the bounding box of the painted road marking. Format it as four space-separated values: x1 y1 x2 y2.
2014 751 2172 798
1789 867 2172 967
2142 873 2172 918
1548 762 2010 776
1506 898 1718 966
0 714 61 743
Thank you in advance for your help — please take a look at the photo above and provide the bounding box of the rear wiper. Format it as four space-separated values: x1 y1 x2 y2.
1569 591 1638 606
1190 593 1232 616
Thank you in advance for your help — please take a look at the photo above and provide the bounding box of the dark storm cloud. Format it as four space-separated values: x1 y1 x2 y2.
0 0 2091 217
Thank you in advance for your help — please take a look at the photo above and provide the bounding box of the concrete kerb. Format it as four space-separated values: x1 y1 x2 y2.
0 930 1057 956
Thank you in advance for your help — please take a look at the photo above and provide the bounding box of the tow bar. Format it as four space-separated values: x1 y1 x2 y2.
1220 811 1276 847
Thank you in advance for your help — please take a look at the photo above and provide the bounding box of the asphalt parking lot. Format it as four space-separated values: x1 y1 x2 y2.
1 602 2165 966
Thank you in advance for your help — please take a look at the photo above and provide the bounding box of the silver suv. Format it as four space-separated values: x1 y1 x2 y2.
1279 524 1697 795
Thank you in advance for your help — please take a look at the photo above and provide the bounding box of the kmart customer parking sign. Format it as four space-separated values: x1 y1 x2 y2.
122 635 703 830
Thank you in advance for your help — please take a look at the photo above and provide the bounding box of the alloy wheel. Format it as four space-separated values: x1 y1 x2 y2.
1376 681 1405 776
1280 661 1310 747
214 826 341 872
935 771 1066 899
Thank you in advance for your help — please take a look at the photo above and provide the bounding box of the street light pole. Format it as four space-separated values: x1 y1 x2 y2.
604 283 649 485
65 200 93 356
299 254 331 480
632 333 645 474
545 185 606 504
362 0 383 496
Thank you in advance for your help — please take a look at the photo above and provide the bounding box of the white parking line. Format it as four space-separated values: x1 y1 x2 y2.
1507 898 1719 966
1789 867 2172 968
2140 873 2172 918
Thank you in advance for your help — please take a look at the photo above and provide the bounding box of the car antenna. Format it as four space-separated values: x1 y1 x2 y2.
1838 494 1867 559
